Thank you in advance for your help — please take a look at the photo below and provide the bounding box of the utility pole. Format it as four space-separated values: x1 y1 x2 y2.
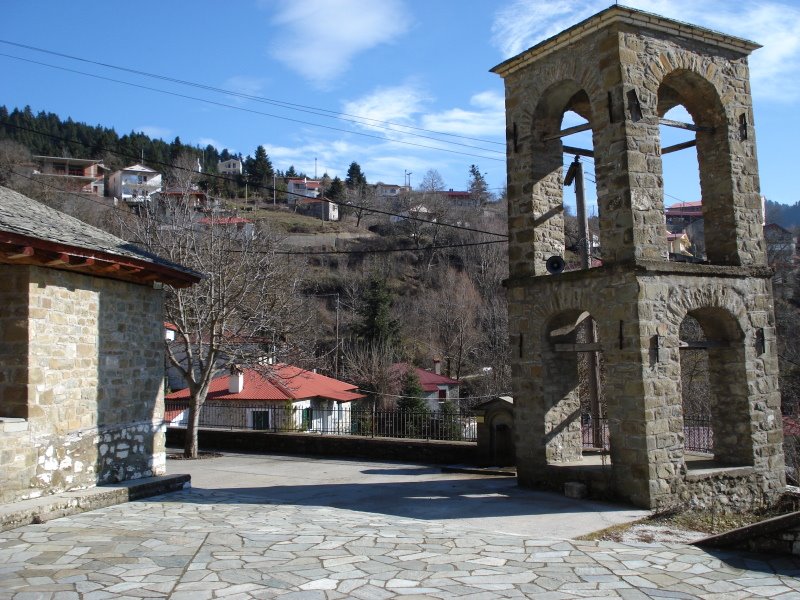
273 173 276 206
335 293 340 379
567 155 603 448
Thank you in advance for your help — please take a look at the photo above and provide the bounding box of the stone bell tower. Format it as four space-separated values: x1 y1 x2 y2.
492 6 785 509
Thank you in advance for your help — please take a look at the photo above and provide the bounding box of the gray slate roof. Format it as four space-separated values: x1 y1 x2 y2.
0 185 197 277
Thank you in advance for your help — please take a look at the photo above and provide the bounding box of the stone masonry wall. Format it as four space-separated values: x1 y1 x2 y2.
0 265 166 504
500 21 764 276
507 261 784 509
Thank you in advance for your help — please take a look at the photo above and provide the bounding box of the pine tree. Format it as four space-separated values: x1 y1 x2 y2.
468 164 490 204
354 276 401 347
327 176 345 201
345 161 367 190
245 145 273 194
397 366 429 438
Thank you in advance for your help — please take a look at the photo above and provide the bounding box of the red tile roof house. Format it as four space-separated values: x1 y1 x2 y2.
165 365 364 433
393 361 461 411
0 185 200 504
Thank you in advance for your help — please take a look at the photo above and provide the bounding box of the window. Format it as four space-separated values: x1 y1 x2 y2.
252 410 270 430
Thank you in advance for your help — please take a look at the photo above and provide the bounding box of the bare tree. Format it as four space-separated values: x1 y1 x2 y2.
346 185 378 228
343 341 401 410
414 268 482 379
125 195 310 458
419 168 446 193
167 150 202 192
0 140 31 187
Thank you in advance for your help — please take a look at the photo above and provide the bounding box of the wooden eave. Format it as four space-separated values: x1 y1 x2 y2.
0 231 200 288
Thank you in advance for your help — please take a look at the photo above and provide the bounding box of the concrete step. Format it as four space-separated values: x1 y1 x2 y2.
0 474 191 532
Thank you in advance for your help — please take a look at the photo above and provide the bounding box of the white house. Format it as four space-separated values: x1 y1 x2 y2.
165 365 364 433
218 159 242 176
107 164 162 207
373 182 410 198
287 178 320 200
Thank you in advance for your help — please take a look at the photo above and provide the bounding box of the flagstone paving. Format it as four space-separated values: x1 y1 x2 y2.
2 486 800 599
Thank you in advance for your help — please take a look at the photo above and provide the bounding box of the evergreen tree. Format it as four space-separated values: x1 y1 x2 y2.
468 164 491 204
397 366 429 438
244 145 274 193
439 399 462 440
169 136 183 161
345 161 367 191
354 276 401 347
327 176 345 201
397 367 427 412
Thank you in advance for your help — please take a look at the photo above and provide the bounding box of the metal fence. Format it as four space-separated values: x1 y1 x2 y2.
165 401 478 442
581 414 712 454
165 401 713 452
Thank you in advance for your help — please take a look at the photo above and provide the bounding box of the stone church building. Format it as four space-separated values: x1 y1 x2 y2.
0 186 199 503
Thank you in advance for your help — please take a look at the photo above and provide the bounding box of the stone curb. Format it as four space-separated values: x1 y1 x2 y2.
693 509 800 551
0 473 191 532
441 464 516 476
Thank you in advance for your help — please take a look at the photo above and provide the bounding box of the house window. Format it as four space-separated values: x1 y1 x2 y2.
302 407 313 430
252 410 270 430
438 389 446 400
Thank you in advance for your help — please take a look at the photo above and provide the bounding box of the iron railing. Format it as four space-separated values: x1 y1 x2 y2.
165 401 712 451
165 401 478 442
581 414 712 454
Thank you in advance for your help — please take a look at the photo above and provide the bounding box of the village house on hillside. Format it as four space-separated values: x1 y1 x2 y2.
392 362 460 411
32 155 107 196
107 163 162 208
165 365 364 433
0 185 199 504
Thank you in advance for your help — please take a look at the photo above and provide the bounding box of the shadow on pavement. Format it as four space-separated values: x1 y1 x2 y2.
703 548 800 576
157 476 638 523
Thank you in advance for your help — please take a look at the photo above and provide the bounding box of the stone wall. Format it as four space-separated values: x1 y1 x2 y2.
507 260 785 509
0 265 166 504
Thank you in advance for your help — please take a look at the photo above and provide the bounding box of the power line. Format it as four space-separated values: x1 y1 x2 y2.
1 120 509 239
6 169 507 258
275 239 505 256
0 38 505 149
357 388 511 401
0 52 505 163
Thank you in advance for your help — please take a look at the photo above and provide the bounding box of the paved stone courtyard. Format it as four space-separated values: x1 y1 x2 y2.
1 454 800 598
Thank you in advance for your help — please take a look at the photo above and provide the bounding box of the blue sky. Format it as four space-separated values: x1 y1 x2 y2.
2 0 800 211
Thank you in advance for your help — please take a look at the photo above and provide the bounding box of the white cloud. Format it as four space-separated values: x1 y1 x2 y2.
421 90 505 138
342 84 428 139
259 84 507 192
491 0 800 102
268 0 411 88
265 139 359 177
223 76 265 99
137 126 172 140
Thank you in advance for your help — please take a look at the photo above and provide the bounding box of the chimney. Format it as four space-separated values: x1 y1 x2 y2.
433 358 441 375
229 366 244 394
